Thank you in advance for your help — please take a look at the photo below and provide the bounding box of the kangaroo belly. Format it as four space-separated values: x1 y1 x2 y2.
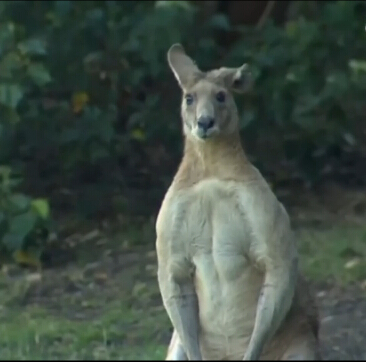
194 254 263 334
194 252 264 359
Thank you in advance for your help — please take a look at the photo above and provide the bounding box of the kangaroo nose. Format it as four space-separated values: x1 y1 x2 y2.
197 116 215 132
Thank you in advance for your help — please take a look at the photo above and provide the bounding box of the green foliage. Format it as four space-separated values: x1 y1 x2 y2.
0 165 50 254
224 1 366 183
0 0 365 224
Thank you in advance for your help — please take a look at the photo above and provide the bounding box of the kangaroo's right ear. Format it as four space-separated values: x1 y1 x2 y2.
167 44 202 90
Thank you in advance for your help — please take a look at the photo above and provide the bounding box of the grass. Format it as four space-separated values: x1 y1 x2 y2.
0 221 366 359
0 304 168 360
298 224 366 284
0 265 170 360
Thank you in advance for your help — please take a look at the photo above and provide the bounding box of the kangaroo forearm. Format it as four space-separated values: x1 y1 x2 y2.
165 294 202 360
244 270 296 360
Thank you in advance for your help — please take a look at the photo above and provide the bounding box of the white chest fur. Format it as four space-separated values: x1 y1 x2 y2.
157 178 268 334
160 178 265 260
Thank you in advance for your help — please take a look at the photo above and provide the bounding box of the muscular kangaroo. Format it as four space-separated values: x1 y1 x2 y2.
156 44 321 360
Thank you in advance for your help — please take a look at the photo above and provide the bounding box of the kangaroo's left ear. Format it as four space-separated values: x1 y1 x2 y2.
211 64 253 93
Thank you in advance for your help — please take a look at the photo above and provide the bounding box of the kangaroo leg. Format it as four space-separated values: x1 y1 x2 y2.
281 334 321 361
166 330 188 360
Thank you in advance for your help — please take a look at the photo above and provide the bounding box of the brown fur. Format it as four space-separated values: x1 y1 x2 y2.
156 44 321 360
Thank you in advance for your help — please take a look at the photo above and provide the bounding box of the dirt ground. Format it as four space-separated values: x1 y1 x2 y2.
317 283 366 360
2 183 366 360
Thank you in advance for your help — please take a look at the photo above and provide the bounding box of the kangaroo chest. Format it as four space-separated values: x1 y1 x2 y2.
163 179 264 343
167 179 259 278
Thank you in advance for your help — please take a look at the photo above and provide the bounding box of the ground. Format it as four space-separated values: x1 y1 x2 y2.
1 185 366 360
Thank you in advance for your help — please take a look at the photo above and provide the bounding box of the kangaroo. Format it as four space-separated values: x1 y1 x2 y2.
156 44 321 360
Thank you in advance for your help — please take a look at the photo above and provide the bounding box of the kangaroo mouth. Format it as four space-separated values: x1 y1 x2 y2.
194 127 216 140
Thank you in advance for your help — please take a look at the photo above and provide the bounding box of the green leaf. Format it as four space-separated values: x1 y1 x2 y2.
31 199 50 219
0 104 20 123
0 211 7 239
0 2 6 17
9 211 38 239
208 14 231 31
285 21 298 38
27 63 52 87
0 52 23 79
18 38 47 56
349 59 366 73
90 146 110 163
0 83 24 109
59 129 80 144
0 165 11 180
131 128 146 142
55 1 72 17
83 51 104 73
9 193 31 212
99 123 114 144
155 1 193 10
8 177 23 188
13 249 42 268
2 233 24 251
240 109 256 129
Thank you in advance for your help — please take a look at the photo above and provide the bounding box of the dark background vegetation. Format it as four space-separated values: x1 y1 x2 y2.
1 0 366 264
1 1 366 359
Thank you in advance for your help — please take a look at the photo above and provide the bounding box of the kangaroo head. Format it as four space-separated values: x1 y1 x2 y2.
167 44 252 141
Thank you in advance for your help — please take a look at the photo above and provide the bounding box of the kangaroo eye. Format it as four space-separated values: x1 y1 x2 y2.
185 94 194 106
216 91 226 103
233 78 243 88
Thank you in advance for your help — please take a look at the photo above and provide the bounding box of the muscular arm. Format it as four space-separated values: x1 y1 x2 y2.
157 242 202 360
244 203 298 360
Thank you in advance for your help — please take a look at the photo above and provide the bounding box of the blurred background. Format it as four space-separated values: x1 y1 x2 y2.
0 0 366 359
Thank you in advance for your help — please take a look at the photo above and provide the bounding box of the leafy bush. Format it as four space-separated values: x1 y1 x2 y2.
0 2 53 258
0 166 50 258
224 0 366 184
